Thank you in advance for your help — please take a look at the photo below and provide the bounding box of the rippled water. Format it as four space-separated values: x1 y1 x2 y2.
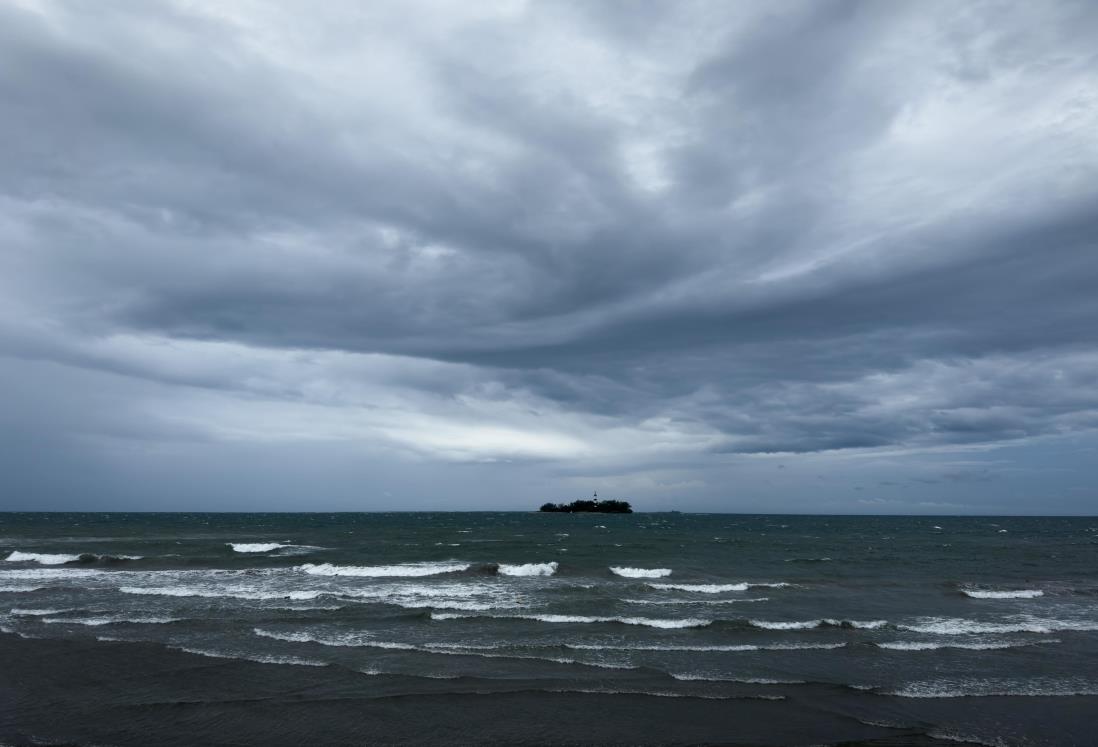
3 512 1097 743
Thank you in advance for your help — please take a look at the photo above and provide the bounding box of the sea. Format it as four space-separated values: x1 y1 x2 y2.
2 512 1097 746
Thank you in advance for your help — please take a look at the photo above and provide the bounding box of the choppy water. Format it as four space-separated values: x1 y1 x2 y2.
3 512 1098 744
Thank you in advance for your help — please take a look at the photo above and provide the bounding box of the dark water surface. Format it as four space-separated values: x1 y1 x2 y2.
2 512 1097 745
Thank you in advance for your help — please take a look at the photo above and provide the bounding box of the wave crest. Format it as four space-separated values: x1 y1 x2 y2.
748 618 887 631
876 640 1052 651
228 543 319 554
623 597 769 605
4 551 81 565
430 611 710 629
41 616 182 626
961 588 1043 599
647 582 790 593
888 678 1098 698
900 616 1098 635
610 567 671 578
119 586 326 601
297 562 471 577
498 562 558 577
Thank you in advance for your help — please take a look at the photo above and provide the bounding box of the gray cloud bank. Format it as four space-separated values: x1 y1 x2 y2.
2 0 1097 512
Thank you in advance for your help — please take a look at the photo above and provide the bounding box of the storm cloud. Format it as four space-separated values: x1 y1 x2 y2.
2 0 1097 512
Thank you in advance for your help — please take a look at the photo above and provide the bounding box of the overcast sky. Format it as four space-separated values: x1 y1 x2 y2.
2 0 1097 513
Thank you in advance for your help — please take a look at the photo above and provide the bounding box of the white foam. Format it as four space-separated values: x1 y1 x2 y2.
2 551 141 564
430 611 711 629
649 582 747 592
247 632 831 657
749 619 819 630
4 551 80 565
176 646 328 667
119 586 326 601
900 616 1098 635
826 618 888 629
267 604 344 611
228 543 289 553
298 562 471 577
565 642 846 652
647 582 790 593
749 618 886 630
610 567 671 578
426 647 636 670
41 616 182 626
888 678 1098 698
622 597 770 605
10 608 76 616
498 562 558 577
671 674 805 684
254 628 417 650
0 568 106 579
391 600 504 611
254 629 607 671
339 583 483 600
961 589 1044 599
876 640 1053 651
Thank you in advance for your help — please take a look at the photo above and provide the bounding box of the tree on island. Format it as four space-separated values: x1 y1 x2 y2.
539 498 632 513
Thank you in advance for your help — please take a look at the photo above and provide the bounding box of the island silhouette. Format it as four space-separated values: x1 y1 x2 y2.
539 497 632 513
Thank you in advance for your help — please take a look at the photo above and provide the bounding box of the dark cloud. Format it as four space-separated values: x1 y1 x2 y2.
1 0 1096 511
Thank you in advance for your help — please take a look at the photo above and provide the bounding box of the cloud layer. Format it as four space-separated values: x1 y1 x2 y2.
2 0 1097 511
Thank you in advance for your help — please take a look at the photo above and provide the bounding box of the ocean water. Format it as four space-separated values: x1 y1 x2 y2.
2 512 1098 745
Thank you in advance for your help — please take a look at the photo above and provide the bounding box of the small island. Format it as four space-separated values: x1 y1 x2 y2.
539 498 632 513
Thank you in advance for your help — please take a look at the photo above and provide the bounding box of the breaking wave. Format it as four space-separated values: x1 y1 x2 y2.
671 674 806 684
498 562 558 577
228 543 291 553
119 586 327 601
961 588 1044 599
229 543 319 554
610 567 672 578
298 562 472 577
899 617 1098 635
564 642 846 652
175 645 328 667
255 628 417 649
748 618 887 631
430 611 710 629
648 582 790 593
622 597 770 605
0 568 106 579
875 640 1055 651
389 600 509 611
4 551 81 565
41 616 183 626
887 678 1098 698
252 629 638 670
